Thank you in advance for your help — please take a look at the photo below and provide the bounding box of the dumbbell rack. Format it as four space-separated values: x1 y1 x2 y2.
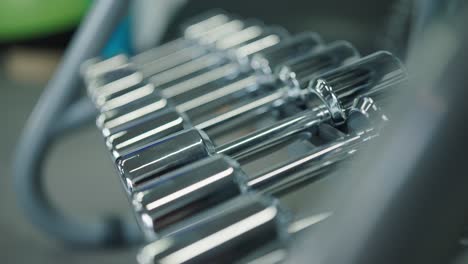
83 10 406 263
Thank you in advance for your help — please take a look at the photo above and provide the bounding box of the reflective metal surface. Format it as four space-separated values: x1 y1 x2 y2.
133 155 249 235
117 129 216 193
108 110 192 159
137 194 290 264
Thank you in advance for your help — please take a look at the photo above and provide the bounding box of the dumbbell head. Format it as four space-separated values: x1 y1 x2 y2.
250 32 323 79
180 9 233 40
133 155 249 237
118 129 215 193
225 25 290 70
95 80 159 112
81 55 130 85
88 67 145 100
99 96 172 137
137 193 291 263
108 109 192 159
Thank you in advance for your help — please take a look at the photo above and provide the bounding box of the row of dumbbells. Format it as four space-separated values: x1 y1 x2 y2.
82 10 407 264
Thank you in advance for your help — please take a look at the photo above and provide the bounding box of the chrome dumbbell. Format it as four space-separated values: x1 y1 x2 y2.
83 10 241 84
117 51 405 193
89 23 289 107
137 193 329 264
102 34 338 158
131 96 387 238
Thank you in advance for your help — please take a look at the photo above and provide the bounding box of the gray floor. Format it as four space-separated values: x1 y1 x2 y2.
0 74 137 263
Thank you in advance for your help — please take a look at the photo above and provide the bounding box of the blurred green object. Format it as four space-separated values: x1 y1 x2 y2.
0 0 91 41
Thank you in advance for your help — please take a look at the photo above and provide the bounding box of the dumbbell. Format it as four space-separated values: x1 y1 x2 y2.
88 22 289 106
116 51 406 193
104 41 356 159
83 10 240 84
130 96 386 238
137 193 330 264
101 34 336 156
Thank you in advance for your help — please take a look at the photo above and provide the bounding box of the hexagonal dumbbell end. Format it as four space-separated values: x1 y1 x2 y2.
132 155 249 238
117 128 216 194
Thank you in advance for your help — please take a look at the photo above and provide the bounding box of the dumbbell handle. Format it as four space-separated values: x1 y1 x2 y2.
215 104 326 160
249 128 378 194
